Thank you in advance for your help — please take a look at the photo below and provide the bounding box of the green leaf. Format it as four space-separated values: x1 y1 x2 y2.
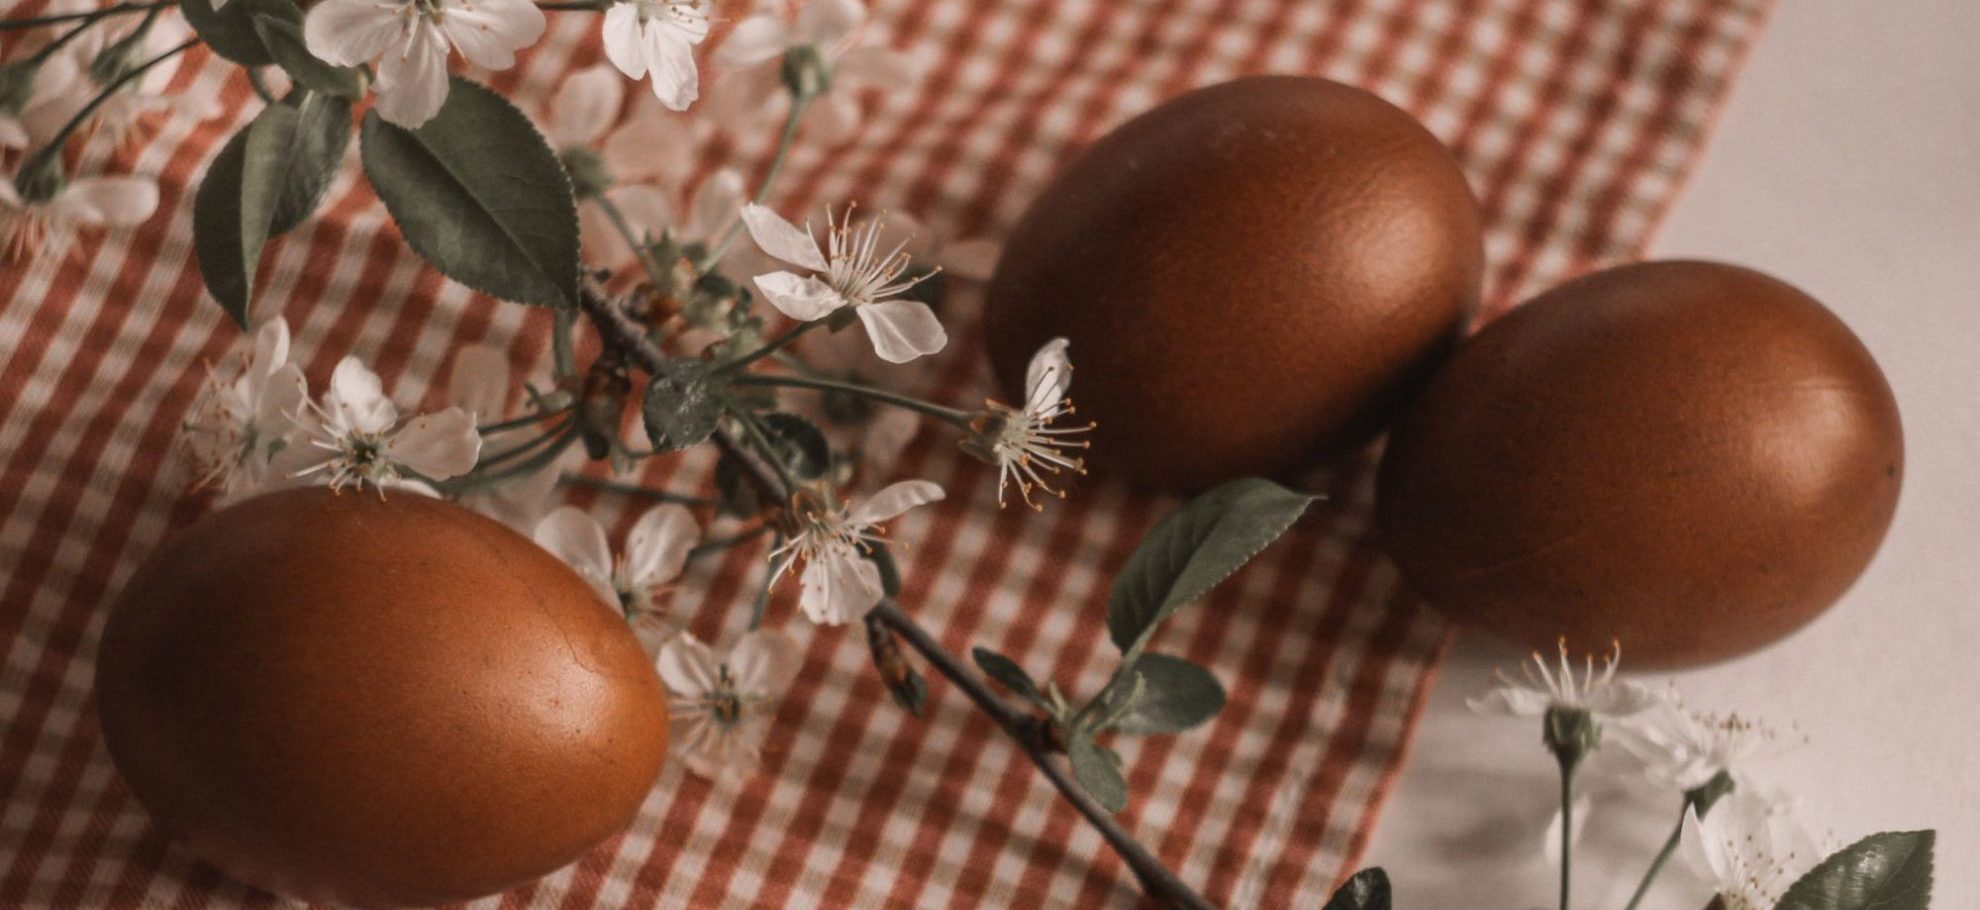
1106 478 1315 654
1322 868 1392 910
268 91 353 236
193 92 354 327
1066 733 1128 813
756 412 832 480
1102 653 1224 735
360 76 580 308
180 0 299 66
640 360 726 452
251 14 364 99
1776 830 1933 910
971 647 1044 707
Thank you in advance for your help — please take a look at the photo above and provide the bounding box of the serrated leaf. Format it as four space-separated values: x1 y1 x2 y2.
1776 830 1933 910
1102 653 1224 735
360 77 579 308
1067 733 1127 813
251 14 363 99
192 126 254 326
756 412 832 480
971 647 1044 706
640 360 726 452
1106 478 1315 654
180 0 299 66
1322 868 1391 910
268 91 352 235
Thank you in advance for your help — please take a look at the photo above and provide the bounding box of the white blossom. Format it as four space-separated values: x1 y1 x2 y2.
1613 703 1797 794
304 0 546 128
769 479 942 624
0 171 158 262
1468 640 1666 721
1 52 84 153
178 318 309 502
963 337 1091 509
534 504 699 651
278 356 482 494
446 345 574 529
1680 787 1822 910
600 0 709 110
659 628 800 781
741 203 946 363
709 0 921 146
537 65 705 268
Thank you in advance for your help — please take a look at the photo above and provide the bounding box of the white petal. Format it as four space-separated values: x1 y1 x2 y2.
1678 806 1730 886
303 0 404 66
1465 685 1551 717
714 14 790 66
848 478 944 526
601 3 648 78
60 176 158 227
623 503 698 587
383 406 481 480
372 22 453 128
1586 679 1668 718
686 169 745 242
549 65 626 147
437 0 544 71
254 364 308 437
796 0 863 46
325 356 396 433
939 238 1000 282
1541 794 1594 865
856 299 947 364
447 346 512 420
0 121 28 152
803 92 862 147
1023 337 1071 413
658 632 721 696
533 506 617 603
799 549 883 625
643 27 699 110
739 203 828 271
752 272 843 322
250 316 292 376
728 628 801 696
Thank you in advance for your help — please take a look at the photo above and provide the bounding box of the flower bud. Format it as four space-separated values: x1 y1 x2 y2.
14 152 66 205
577 361 630 460
1686 768 1736 816
780 44 832 100
0 59 40 118
90 10 160 86
559 148 612 200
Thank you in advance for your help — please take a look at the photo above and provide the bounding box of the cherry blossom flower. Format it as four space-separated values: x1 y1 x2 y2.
445 346 574 529
534 503 699 651
961 337 1091 509
659 628 800 781
1 52 84 153
279 356 482 494
710 0 921 146
0 171 158 262
600 0 710 110
1469 640 1666 722
304 0 546 128
769 479 942 624
1680 787 1822 910
62 6 219 150
741 202 946 363
178 318 309 503
537 65 700 268
1613 703 1797 794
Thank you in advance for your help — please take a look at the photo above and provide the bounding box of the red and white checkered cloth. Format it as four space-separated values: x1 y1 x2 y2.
1 0 1772 906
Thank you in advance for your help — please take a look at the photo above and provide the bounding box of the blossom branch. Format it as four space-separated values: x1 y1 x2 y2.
577 283 1217 910
731 372 972 425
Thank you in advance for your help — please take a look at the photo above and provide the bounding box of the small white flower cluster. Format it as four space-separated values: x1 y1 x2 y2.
178 317 483 502
1470 642 1818 909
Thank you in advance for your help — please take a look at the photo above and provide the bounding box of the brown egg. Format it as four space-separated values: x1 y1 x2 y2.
984 75 1483 492
1376 261 1903 667
96 488 669 907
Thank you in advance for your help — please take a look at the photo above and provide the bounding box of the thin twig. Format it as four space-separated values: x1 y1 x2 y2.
575 283 1218 910
0 1 172 30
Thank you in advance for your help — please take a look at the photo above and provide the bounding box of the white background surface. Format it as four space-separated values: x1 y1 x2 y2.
1363 3 1980 908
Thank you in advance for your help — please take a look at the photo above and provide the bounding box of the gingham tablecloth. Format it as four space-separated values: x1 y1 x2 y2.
1 0 1772 906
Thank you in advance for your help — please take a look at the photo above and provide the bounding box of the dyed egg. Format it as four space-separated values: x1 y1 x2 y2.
1376 261 1903 667
96 488 669 906
985 75 1483 491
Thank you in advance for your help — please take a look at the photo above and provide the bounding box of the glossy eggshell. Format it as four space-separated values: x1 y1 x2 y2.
95 488 670 907
1376 260 1903 667
984 75 1483 492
